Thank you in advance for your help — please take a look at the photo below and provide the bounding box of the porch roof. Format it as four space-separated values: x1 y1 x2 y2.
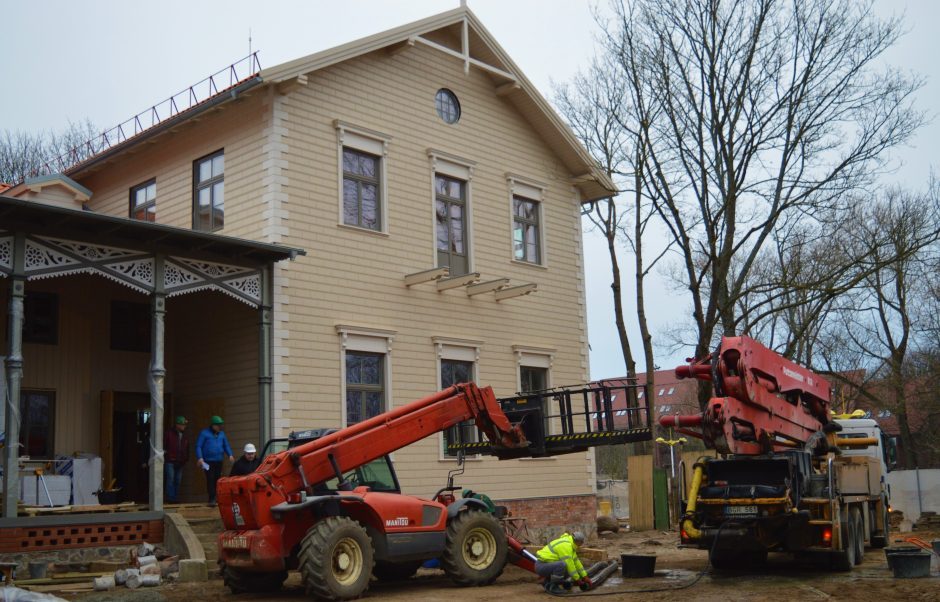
0 194 305 267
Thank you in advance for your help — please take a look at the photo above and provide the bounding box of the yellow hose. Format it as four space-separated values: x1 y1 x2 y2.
681 459 708 540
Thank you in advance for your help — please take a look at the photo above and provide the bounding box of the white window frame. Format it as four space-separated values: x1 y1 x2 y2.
513 345 557 451
506 173 547 267
428 149 475 272
434 337 483 461
335 120 391 235
336 324 396 428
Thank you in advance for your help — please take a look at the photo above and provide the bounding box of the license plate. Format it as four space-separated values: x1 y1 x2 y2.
725 505 758 516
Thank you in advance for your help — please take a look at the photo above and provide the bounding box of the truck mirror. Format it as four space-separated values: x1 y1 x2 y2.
884 435 898 471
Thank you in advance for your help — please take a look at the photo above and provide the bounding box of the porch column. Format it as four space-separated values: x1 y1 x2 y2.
258 265 273 443
3 233 25 518
148 255 166 512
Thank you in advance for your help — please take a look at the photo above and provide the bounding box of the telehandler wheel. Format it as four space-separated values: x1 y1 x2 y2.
220 563 287 594
830 518 857 572
851 507 865 564
372 560 423 581
299 516 374 601
871 500 889 549
441 510 507 586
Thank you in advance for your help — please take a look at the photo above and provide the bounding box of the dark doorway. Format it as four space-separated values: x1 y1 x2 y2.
111 393 152 503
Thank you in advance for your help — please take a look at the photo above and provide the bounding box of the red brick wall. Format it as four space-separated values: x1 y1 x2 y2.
0 519 163 553
497 494 596 542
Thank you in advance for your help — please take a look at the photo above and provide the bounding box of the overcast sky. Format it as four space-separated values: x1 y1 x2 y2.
2 1 936 380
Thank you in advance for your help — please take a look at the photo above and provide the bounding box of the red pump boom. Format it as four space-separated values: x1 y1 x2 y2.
662 335 831 455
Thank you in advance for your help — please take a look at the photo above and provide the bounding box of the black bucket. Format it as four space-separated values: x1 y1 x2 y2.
885 548 931 578
620 554 656 578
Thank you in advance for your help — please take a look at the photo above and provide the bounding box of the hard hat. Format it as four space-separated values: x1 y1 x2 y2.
244 443 257 454
571 531 585 545
175 416 188 425
210 415 224 425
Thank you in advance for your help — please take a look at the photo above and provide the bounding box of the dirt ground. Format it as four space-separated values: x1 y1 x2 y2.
71 528 940 602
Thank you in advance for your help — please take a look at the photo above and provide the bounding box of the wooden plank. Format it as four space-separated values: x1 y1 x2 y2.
627 454 654 531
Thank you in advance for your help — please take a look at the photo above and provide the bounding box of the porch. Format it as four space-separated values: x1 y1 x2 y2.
0 195 302 525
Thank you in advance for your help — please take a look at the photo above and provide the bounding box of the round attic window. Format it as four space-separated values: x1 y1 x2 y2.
435 89 461 124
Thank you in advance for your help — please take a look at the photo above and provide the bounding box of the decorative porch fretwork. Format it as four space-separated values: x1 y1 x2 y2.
164 257 262 306
24 236 154 295
0 235 11 276
8 235 263 306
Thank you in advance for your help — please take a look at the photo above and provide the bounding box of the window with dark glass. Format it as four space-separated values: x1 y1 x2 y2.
20 390 55 458
193 150 224 231
346 351 385 425
513 196 541 263
110 301 151 352
130 179 156 222
521 365 550 434
342 148 381 230
435 89 461 124
441 359 477 451
435 175 468 276
23 292 58 345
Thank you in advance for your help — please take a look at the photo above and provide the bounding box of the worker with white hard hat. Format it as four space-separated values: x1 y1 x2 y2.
230 442 262 476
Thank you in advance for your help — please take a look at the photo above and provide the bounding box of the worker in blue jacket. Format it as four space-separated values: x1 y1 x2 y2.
195 415 234 504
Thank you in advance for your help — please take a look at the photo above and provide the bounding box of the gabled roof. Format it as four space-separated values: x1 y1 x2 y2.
262 7 615 201
66 7 615 201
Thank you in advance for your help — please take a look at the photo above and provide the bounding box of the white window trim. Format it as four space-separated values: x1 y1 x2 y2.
336 324 396 428
433 336 484 461
428 149 475 272
506 173 548 268
336 120 391 234
513 345 558 459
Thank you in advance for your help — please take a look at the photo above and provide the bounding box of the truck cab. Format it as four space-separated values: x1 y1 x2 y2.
834 418 898 478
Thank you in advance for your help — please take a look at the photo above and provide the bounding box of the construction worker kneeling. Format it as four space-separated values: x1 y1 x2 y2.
535 531 592 594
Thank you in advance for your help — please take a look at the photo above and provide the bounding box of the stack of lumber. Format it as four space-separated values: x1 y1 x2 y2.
913 511 940 531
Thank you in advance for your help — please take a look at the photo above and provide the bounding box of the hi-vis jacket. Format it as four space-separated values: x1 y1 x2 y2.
536 533 588 580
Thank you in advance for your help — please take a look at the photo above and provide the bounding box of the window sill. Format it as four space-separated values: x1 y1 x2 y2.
337 223 389 238
438 455 484 462
510 259 548 270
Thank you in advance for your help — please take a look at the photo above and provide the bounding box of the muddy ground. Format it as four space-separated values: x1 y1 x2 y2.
72 528 940 602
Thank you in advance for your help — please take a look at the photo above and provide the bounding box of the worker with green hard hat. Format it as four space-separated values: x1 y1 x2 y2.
196 415 234 504
163 415 190 504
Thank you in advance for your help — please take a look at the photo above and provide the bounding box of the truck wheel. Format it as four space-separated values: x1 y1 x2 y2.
830 518 856 571
299 516 374 601
871 501 889 548
442 510 507 586
221 563 287 594
851 507 864 564
373 560 423 581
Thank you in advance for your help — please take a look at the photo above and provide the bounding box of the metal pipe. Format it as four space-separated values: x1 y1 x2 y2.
680 459 708 540
916 466 923 517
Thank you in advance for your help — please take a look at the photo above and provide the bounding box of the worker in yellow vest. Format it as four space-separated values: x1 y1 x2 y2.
535 531 591 593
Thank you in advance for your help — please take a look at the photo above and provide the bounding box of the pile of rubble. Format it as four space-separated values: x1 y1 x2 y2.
889 509 905 530
912 511 940 531
92 542 178 592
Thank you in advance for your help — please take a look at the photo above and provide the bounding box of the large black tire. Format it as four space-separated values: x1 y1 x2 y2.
871 500 889 549
372 560 423 581
851 507 864 565
830 517 856 572
221 563 287 594
299 516 375 601
441 510 507 586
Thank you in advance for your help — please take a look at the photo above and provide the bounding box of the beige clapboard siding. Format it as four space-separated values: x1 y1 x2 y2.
81 93 267 239
60 38 599 501
0 275 157 454
272 43 594 499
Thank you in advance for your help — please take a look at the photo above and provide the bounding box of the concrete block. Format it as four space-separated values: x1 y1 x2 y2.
178 558 208 582
579 547 609 562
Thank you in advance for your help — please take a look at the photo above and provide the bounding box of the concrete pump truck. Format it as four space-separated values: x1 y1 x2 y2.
662 335 896 570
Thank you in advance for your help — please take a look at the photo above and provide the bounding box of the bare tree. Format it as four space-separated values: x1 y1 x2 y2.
599 0 923 408
0 120 99 184
816 186 940 466
555 51 668 390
